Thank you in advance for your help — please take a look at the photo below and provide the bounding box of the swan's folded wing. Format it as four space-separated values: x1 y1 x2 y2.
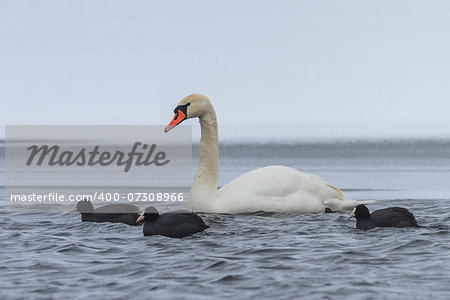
216 165 340 213
322 182 346 200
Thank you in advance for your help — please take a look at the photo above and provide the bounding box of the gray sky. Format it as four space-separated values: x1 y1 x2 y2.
1 0 449 141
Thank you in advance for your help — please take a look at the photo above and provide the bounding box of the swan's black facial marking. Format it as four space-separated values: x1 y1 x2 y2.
173 103 190 116
165 103 191 132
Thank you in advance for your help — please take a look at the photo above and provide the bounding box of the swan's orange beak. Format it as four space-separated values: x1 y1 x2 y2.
165 109 186 132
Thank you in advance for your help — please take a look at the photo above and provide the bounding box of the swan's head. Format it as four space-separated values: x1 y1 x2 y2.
165 94 211 132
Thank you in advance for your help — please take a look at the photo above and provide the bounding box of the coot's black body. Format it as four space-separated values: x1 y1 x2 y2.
138 206 209 238
349 204 419 230
72 199 141 226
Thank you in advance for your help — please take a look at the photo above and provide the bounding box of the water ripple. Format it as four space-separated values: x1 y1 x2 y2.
0 200 449 299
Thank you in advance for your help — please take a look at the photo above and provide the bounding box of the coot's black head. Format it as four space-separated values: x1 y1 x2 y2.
136 206 160 223
348 204 370 220
72 199 94 214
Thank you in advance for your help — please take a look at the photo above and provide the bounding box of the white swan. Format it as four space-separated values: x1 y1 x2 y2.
165 94 375 213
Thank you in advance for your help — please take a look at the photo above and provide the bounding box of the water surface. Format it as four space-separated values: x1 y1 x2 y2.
0 140 449 299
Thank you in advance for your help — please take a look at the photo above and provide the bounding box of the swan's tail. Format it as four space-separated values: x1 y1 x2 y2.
321 182 376 211
324 199 376 212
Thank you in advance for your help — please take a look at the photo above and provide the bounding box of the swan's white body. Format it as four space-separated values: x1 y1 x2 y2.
167 94 374 214
192 165 368 213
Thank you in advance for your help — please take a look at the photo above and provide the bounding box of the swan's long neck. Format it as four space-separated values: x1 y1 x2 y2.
189 107 219 208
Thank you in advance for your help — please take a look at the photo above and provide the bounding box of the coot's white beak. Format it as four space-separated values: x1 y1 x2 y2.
70 207 77 213
348 208 356 219
136 211 145 223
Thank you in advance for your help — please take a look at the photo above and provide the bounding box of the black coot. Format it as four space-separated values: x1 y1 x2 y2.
348 204 419 230
136 206 209 238
72 199 141 226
